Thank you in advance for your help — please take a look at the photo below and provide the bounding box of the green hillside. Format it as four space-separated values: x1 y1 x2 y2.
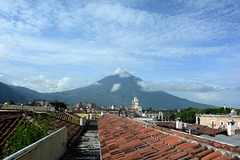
0 82 29 103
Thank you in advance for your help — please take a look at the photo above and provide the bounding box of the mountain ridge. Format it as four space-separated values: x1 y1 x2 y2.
0 72 216 109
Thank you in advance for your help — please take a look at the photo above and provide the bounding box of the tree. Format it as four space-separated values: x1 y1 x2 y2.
176 107 199 123
8 100 15 105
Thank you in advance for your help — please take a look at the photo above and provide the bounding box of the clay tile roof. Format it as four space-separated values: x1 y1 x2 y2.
98 114 240 160
211 154 231 160
0 111 84 156
195 148 214 159
125 151 143 160
169 151 188 160
175 141 199 151
201 150 222 160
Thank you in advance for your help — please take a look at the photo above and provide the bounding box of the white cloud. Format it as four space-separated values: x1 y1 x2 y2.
194 92 221 102
1 0 239 67
23 75 73 92
138 81 221 92
0 73 9 84
112 68 133 78
87 81 101 86
0 35 16 58
111 83 121 92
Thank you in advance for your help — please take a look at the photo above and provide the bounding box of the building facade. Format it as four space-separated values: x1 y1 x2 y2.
127 97 142 112
196 109 240 129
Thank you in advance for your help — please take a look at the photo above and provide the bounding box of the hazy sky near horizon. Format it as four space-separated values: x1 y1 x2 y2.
0 0 240 108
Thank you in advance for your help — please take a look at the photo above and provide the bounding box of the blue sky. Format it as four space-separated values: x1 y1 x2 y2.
0 0 240 108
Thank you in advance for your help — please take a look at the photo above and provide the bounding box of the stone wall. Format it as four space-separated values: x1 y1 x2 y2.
196 114 240 129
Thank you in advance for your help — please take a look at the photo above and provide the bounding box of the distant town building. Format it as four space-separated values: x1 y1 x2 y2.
142 111 164 120
127 97 142 112
196 108 240 130
111 105 115 110
29 99 50 107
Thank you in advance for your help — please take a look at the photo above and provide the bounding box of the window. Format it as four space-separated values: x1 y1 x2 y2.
211 120 215 128
219 121 225 129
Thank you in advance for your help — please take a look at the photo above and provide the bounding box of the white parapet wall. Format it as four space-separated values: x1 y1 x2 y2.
80 116 86 126
4 127 68 160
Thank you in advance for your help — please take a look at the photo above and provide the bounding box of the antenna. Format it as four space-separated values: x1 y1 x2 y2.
134 92 135 97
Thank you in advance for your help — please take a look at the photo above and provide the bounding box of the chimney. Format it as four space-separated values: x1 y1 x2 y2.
227 119 235 136
176 117 182 129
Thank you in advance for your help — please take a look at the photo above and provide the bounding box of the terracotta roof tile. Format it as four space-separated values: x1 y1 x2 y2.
111 152 125 159
185 146 207 156
102 152 111 160
125 151 143 160
212 153 232 160
157 144 173 153
189 158 198 160
195 148 214 159
202 150 222 160
161 148 178 159
168 139 185 147
150 141 164 148
175 141 199 151
98 114 240 160
101 146 109 155
137 146 158 158
169 151 188 160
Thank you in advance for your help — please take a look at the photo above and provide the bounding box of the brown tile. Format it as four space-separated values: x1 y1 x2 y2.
147 154 163 160
162 149 178 159
101 146 109 155
102 152 111 159
195 149 214 159
179 155 193 160
186 146 207 156
161 135 175 142
158 148 176 156
111 152 125 159
175 141 199 151
168 139 185 147
107 142 118 150
201 150 222 160
138 146 157 158
212 142 222 148
212 153 231 160
169 151 188 160
157 144 173 153
125 151 143 160
147 130 159 136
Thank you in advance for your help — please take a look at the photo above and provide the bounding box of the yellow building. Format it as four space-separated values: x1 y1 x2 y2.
75 113 100 119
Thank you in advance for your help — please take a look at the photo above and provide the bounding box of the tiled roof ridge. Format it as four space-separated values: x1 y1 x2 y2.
55 112 80 123
98 114 240 159
0 117 24 148
0 112 84 154
131 118 240 158
65 112 80 120
0 112 23 121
